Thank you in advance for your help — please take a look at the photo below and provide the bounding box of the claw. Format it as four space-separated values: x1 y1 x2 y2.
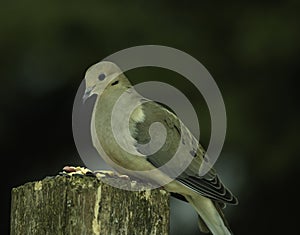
119 174 130 180
61 166 130 180
94 170 130 180
62 166 93 176
94 170 116 177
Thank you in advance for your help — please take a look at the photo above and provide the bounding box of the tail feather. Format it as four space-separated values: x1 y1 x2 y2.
198 215 210 234
214 202 233 234
185 194 232 235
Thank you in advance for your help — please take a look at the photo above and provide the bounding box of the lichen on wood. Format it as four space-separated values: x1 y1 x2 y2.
11 175 170 235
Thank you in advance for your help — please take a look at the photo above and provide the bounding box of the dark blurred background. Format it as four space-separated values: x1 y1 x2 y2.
2 1 299 234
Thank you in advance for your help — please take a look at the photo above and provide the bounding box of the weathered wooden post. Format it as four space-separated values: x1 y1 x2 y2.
11 175 170 235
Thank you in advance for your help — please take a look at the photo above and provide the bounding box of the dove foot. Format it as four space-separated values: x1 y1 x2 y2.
61 166 130 180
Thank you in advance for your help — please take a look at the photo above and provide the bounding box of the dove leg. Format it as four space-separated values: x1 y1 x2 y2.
61 166 130 179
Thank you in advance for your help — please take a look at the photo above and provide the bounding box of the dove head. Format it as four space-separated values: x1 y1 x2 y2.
83 61 124 102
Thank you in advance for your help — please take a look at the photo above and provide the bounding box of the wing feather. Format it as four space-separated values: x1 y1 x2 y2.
131 101 238 205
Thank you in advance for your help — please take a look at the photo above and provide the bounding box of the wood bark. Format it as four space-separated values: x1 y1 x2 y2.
11 175 170 235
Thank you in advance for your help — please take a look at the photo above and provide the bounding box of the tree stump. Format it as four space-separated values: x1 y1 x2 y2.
10 175 170 235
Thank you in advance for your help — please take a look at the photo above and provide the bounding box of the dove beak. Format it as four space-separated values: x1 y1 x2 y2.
82 85 95 103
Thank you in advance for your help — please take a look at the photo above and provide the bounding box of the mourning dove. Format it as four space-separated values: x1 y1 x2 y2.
80 61 238 235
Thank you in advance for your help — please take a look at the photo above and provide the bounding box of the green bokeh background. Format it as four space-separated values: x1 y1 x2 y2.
2 1 299 234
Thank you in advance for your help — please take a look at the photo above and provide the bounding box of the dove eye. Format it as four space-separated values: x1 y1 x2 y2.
98 73 106 81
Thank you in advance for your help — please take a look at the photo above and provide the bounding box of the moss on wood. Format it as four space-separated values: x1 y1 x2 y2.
11 175 170 235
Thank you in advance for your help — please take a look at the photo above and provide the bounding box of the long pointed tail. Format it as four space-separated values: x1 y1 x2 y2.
185 194 232 235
